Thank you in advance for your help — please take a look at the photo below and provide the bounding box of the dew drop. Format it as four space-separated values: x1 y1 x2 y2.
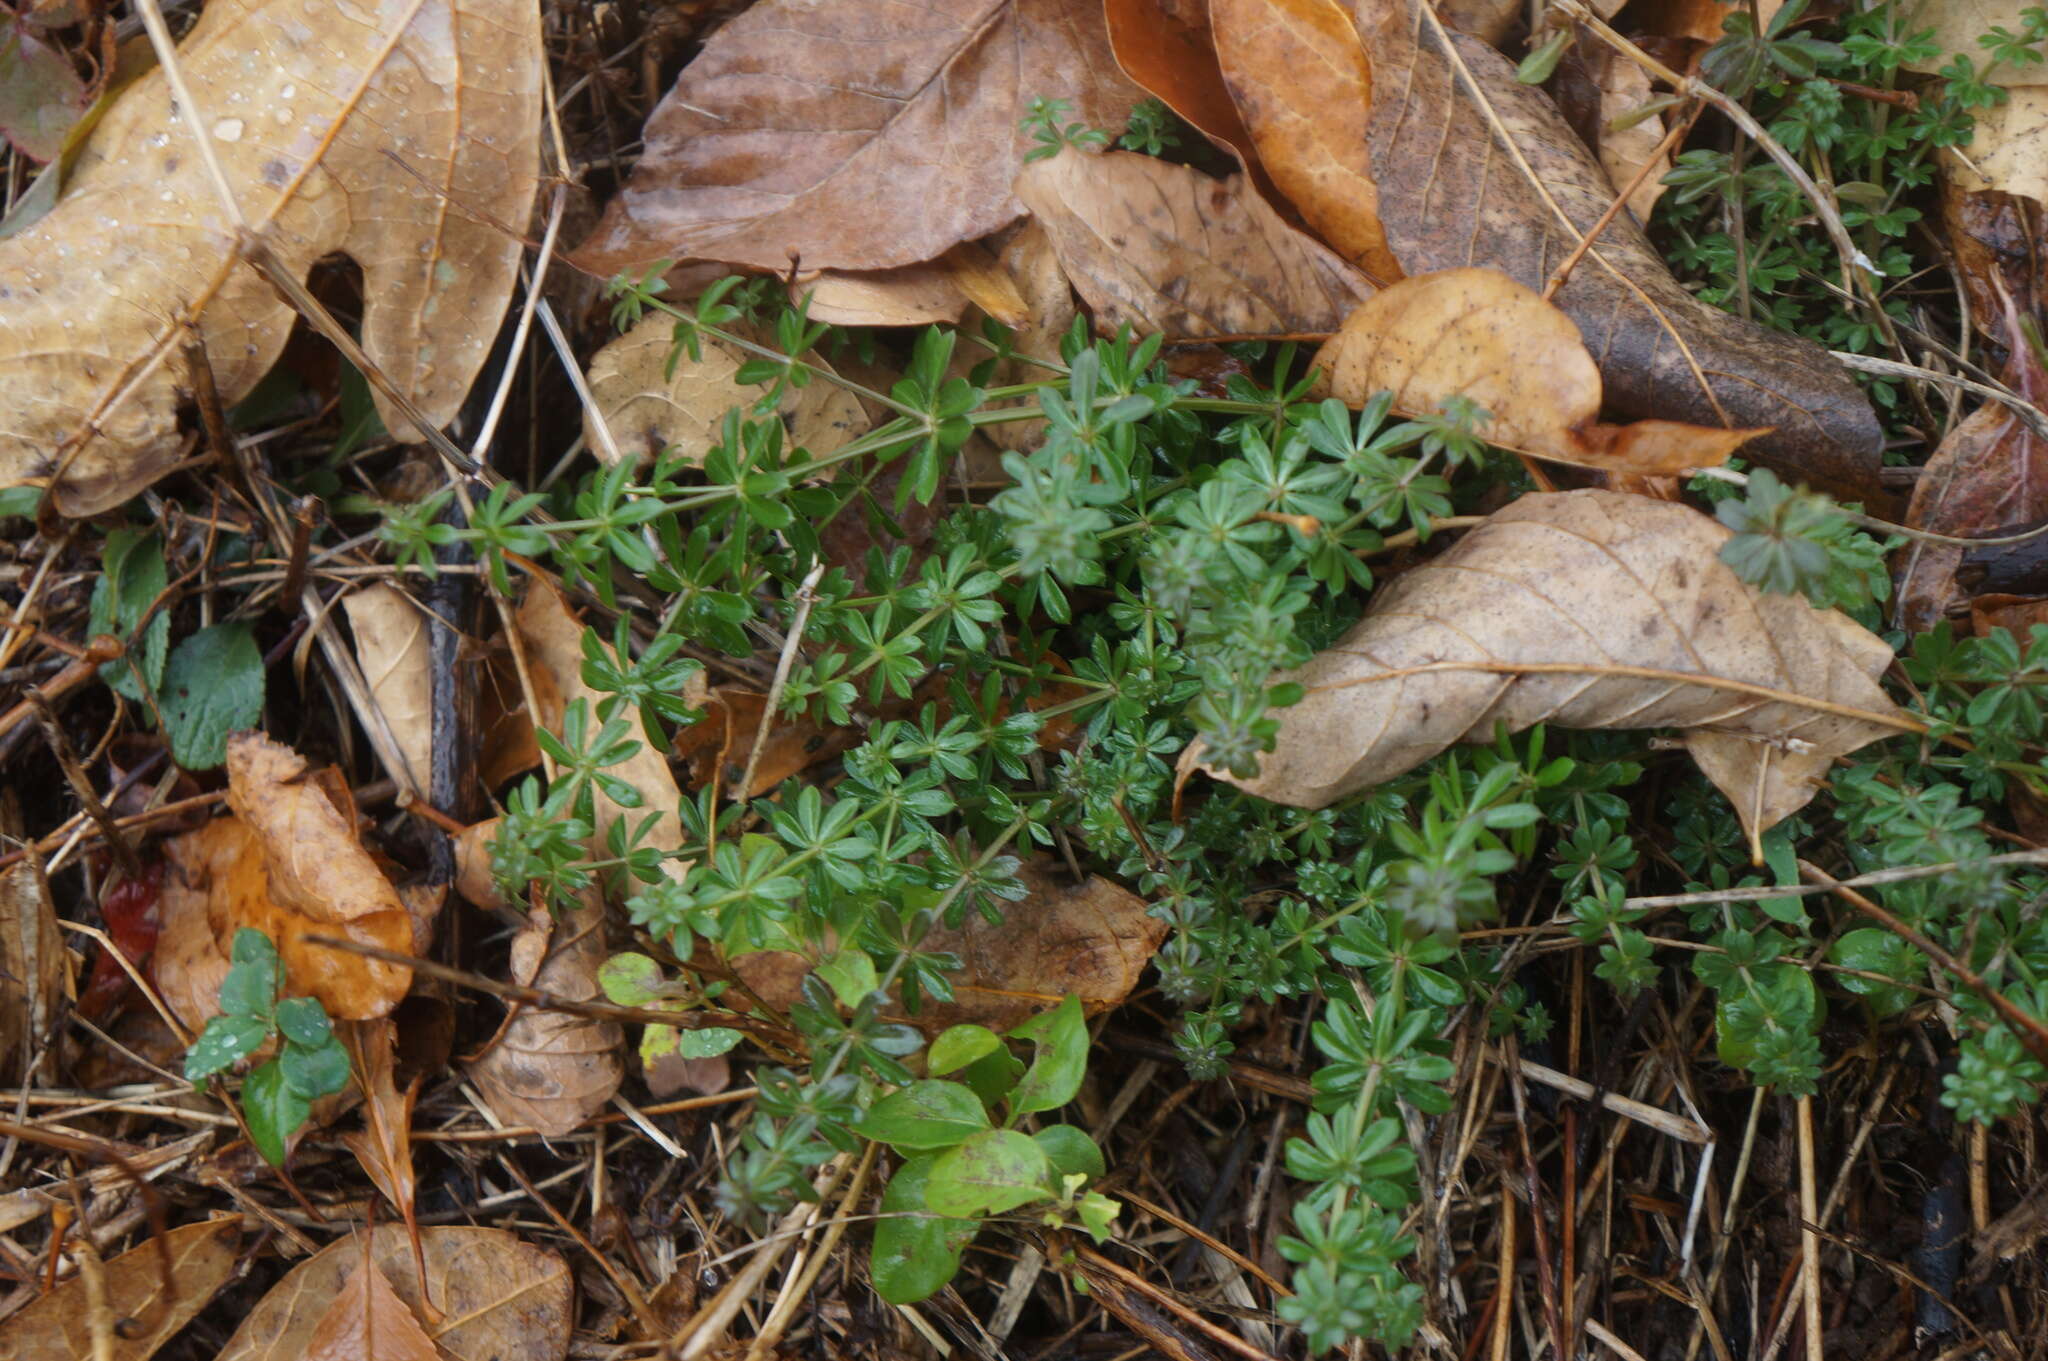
212 117 245 143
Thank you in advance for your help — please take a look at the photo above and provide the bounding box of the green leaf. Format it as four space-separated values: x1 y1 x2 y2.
955 1045 1026 1113
1076 1190 1120 1243
598 952 670 1007
815 949 879 1010
217 949 277 1021
242 1059 311 1165
280 1036 352 1099
677 1025 744 1058
1007 994 1086 1116
1758 824 1804 925
184 1015 271 1081
231 928 279 968
89 528 169 703
1831 927 1918 1018
274 995 333 1048
1032 1124 1105 1181
925 1129 1054 1217
872 1156 978 1304
159 623 266 769
928 1024 1002 1076
0 9 86 162
859 1080 991 1151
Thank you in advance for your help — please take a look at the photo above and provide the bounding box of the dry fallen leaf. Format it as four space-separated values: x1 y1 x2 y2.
1357 0 1884 501
340 1021 425 1299
1103 0 1265 169
1631 0 1780 45
0 0 541 516
0 856 66 1083
1211 0 1403 285
736 859 1166 1033
1312 269 1762 475
303 1255 442 1361
1948 88 2048 206
1015 147 1376 338
1586 43 1674 227
794 262 974 329
583 316 868 469
342 585 434 795
574 0 1143 277
0 1218 240 1361
1194 489 1911 847
468 890 622 1137
980 221 1078 453
216 1225 572 1361
1903 0 2039 83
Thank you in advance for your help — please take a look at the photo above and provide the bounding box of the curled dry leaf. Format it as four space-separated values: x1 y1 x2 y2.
342 585 434 795
216 1225 572 1361
1014 147 1376 338
467 890 622 1137
736 859 1166 1033
1357 0 1884 501
0 857 66 1083
795 262 974 329
0 0 541 516
340 1021 424 1293
574 0 1143 277
1586 43 1674 227
0 1218 239 1361
303 1256 442 1361
156 736 426 1028
1102 0 1265 169
582 315 867 469
1195 490 1911 846
1211 0 1403 284
1313 269 1762 474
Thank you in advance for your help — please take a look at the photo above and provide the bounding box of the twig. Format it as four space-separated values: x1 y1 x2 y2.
28 689 139 881
1796 1095 1824 1361
1542 104 1696 302
734 560 827 805
1626 847 2048 912
1515 1056 1711 1144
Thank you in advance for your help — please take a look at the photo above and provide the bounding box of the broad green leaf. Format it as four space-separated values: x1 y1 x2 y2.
160 623 265 769
230 928 278 968
1076 1190 1120 1243
273 996 332 1048
925 1129 1054 1217
677 1025 744 1058
217 952 276 1021
184 1015 270 1081
279 1037 351 1099
859 1080 990 1151
1032 1124 1104 1181
955 1045 1025 1113
242 1059 311 1165
598 952 669 1007
815 949 878 1010
1831 927 1917 1018
1007 994 1086 1116
89 528 169 702
872 1156 977 1304
929 1024 1002 1076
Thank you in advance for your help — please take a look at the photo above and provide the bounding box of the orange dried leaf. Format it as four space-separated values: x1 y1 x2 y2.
303 1257 442 1361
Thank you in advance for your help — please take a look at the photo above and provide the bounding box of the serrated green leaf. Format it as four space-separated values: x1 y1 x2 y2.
160 624 265 769
242 1059 310 1165
872 1156 978 1304
859 1079 990 1151
925 1129 1053 1217
1007 994 1086 1116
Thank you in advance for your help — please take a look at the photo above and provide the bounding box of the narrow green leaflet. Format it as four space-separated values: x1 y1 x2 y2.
925 1129 1054 1217
860 1080 990 1151
1007 994 1086 1116
160 623 266 769
872 1155 978 1304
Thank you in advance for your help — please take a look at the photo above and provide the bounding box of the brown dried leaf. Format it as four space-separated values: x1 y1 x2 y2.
0 857 66 1083
795 263 973 329
226 733 415 1020
574 0 1143 277
1358 0 1883 500
1194 489 1909 846
303 1256 442 1361
342 585 434 795
340 1021 423 1275
216 1225 571 1361
0 0 541 516
1948 87 2048 206
1626 0 1773 44
0 1218 239 1361
467 890 622 1136
1587 43 1673 227
735 859 1165 1033
981 221 1077 453
583 316 867 469
1103 0 1265 168
1903 1 2037 82
1313 269 1761 474
1015 147 1376 338
1212 0 1403 284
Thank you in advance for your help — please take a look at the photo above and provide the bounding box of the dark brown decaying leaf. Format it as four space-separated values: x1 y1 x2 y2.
303 1256 442 1361
1357 0 1884 501
1195 490 1910 847
1014 147 1376 338
0 857 66 1083
1313 269 1760 474
574 0 1144 277
0 0 542 516
466 892 623 1138
736 859 1166 1033
0 1218 240 1361
216 1226 572 1361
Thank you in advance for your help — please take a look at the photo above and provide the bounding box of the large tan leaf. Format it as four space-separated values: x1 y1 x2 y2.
574 0 1143 277
735 859 1166 1033
1356 0 1884 501
1313 269 1761 474
1903 1 2040 83
1212 0 1402 284
0 1219 240 1361
1196 490 1911 845
342 585 433 795
1946 88 2048 207
0 0 541 516
216 1226 572 1361
303 1257 442 1361
1014 147 1375 337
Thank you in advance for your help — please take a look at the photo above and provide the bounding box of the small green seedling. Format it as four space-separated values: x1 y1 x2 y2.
184 928 352 1164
